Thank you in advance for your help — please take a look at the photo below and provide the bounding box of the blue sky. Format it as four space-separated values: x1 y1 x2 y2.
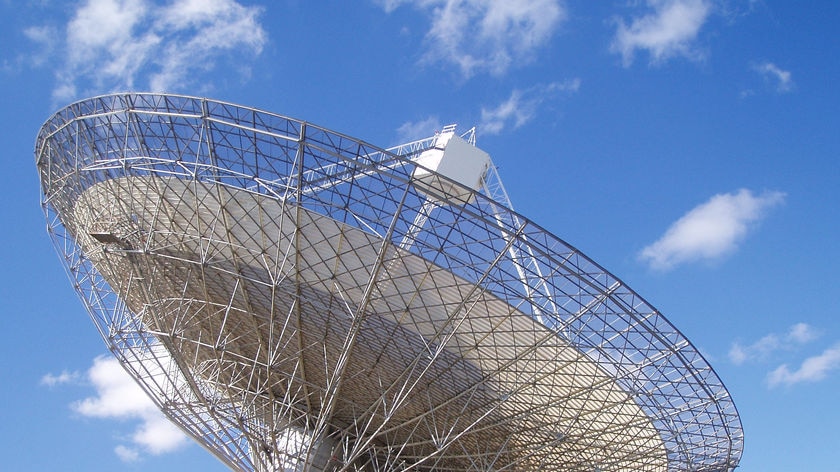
1 0 838 470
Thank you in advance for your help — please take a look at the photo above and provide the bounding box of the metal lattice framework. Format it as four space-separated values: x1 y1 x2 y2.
36 93 743 471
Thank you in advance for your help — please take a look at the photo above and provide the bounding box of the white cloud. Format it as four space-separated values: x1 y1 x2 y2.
73 355 190 461
729 323 819 365
74 356 155 418
639 189 785 271
768 344 840 388
788 322 819 344
148 0 268 92
380 0 408 13
40 369 80 387
380 0 566 77
611 0 712 66
481 89 531 135
114 445 141 462
479 79 579 135
41 0 266 102
396 116 443 143
753 61 794 93
132 411 192 454
395 80 580 141
729 333 780 365
22 25 59 67
730 324 840 389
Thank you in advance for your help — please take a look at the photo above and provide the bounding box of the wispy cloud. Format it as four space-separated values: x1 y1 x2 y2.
480 79 580 135
40 369 81 387
396 116 444 143
115 445 141 462
753 61 794 93
72 355 189 461
396 79 580 140
768 344 840 388
27 0 267 102
22 25 59 67
611 0 712 66
729 323 819 365
379 0 566 78
788 322 819 344
639 189 785 271
729 323 839 389
728 334 779 365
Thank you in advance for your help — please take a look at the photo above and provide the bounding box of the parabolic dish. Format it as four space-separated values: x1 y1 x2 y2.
36 93 743 471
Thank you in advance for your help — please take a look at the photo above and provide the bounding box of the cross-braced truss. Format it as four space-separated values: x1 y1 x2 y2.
36 93 743 471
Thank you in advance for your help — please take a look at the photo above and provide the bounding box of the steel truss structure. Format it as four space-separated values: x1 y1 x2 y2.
36 93 742 471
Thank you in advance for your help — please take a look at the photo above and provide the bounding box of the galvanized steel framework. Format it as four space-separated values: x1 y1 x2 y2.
36 93 743 471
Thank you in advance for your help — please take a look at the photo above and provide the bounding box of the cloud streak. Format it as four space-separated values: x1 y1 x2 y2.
380 0 566 78
396 116 444 144
30 0 267 102
397 79 579 141
768 344 840 388
729 323 819 365
611 0 712 66
639 189 785 271
40 369 81 387
728 323 840 389
753 61 794 93
480 79 580 135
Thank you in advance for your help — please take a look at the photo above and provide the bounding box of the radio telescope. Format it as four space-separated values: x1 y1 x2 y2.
37 93 742 471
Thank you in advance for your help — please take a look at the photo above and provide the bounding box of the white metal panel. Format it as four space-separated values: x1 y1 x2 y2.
412 134 491 205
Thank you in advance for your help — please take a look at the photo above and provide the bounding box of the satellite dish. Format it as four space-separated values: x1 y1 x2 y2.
37 93 742 471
